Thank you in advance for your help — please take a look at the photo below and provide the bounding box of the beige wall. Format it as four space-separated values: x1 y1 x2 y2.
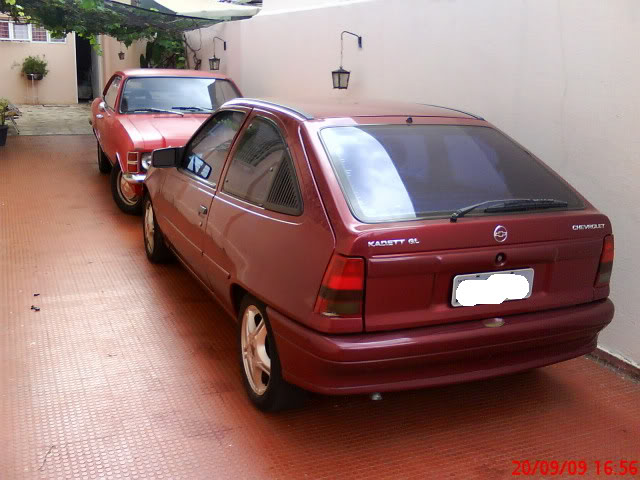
93 0 147 95
98 35 147 93
189 0 640 367
0 30 77 104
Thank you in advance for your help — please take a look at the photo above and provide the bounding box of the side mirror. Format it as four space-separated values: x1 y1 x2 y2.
98 101 106 112
152 147 183 168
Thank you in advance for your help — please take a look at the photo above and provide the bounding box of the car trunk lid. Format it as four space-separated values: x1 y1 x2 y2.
357 210 611 332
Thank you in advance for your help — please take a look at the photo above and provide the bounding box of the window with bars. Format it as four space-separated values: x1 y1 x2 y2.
0 19 66 43
32 25 47 42
0 21 9 39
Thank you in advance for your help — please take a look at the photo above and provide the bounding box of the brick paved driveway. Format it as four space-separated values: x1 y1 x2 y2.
1 135 639 479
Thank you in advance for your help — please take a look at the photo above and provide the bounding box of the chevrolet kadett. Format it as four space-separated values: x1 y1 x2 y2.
142 98 614 411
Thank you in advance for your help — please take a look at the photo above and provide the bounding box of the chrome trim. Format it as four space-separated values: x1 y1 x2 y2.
122 173 146 184
222 98 312 121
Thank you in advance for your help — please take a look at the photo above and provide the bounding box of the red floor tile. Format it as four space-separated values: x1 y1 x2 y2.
1 136 639 479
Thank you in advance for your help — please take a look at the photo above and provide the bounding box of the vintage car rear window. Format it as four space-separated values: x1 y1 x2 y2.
319 125 583 223
120 77 240 113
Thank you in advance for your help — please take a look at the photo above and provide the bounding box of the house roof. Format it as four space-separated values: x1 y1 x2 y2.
152 0 260 20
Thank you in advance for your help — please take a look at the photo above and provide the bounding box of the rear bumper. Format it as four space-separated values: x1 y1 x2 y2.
268 299 614 395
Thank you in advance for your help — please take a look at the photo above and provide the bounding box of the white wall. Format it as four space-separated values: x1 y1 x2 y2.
188 0 640 366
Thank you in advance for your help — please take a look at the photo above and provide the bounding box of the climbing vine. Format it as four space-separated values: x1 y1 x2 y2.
0 0 213 64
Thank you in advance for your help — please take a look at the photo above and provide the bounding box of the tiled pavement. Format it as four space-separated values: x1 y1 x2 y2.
7 104 92 136
0 135 639 479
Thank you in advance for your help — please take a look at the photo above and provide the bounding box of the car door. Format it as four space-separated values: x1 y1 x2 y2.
99 75 122 161
159 109 249 283
202 111 307 303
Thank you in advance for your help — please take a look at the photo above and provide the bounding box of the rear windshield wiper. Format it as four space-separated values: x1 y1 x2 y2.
130 108 184 116
171 106 213 112
450 198 569 223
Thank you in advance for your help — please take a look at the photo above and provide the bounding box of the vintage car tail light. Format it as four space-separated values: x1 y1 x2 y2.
126 152 140 172
314 255 365 318
595 234 614 287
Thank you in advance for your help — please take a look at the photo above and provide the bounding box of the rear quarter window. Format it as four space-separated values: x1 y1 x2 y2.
319 124 583 223
223 117 302 215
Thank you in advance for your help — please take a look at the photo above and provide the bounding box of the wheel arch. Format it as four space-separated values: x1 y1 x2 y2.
230 284 249 318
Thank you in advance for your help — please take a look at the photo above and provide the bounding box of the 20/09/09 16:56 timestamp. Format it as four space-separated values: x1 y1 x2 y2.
512 460 639 476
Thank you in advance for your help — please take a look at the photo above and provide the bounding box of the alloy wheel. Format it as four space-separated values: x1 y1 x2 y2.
241 305 271 395
144 200 155 253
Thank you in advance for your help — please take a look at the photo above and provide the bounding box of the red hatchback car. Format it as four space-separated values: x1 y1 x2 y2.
142 98 614 411
91 69 241 214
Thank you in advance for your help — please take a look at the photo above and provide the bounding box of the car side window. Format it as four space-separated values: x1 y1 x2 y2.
181 110 246 185
104 76 121 110
223 117 302 215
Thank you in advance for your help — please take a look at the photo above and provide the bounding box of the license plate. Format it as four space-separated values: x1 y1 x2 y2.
451 268 534 307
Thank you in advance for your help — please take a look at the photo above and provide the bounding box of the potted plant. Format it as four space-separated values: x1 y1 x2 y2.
0 98 9 147
21 55 49 81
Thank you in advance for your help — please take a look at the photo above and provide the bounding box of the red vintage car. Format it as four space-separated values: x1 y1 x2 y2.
90 69 241 214
143 98 614 411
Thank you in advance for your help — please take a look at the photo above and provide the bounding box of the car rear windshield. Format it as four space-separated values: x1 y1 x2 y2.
120 77 240 113
319 124 583 223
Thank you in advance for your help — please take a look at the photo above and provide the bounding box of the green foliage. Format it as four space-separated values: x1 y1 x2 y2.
0 0 212 60
21 55 49 77
139 35 186 69
0 98 9 126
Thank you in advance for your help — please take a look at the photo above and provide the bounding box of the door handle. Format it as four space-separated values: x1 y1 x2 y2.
96 114 104 119
198 205 208 216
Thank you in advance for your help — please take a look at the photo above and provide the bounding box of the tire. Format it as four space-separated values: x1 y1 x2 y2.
143 194 172 263
97 140 111 174
238 295 304 412
110 161 143 215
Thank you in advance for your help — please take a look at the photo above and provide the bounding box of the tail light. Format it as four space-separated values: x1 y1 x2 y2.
595 234 614 287
314 255 365 318
126 152 140 172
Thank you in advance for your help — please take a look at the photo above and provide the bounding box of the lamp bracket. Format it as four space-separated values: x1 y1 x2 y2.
339 30 363 67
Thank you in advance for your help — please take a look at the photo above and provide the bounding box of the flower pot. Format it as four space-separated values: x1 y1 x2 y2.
0 125 8 147
26 73 44 81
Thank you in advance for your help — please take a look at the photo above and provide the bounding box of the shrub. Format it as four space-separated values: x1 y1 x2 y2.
21 55 49 77
0 98 9 126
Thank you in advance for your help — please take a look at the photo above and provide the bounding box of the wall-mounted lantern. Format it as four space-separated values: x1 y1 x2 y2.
332 31 362 89
118 43 125 60
209 36 227 71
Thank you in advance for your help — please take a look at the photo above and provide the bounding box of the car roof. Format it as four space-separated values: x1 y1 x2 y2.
222 97 483 120
118 69 232 79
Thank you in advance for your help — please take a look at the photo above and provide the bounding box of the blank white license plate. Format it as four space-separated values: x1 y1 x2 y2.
451 268 534 307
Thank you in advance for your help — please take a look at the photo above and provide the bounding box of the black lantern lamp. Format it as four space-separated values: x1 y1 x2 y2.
209 36 227 71
118 43 125 60
332 31 362 89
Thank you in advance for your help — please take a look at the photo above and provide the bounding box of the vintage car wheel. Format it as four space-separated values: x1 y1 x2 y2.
110 162 143 215
96 141 111 174
238 296 304 412
143 195 172 263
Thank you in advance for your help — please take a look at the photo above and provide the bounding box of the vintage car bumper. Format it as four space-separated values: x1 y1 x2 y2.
268 299 614 395
122 173 146 184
